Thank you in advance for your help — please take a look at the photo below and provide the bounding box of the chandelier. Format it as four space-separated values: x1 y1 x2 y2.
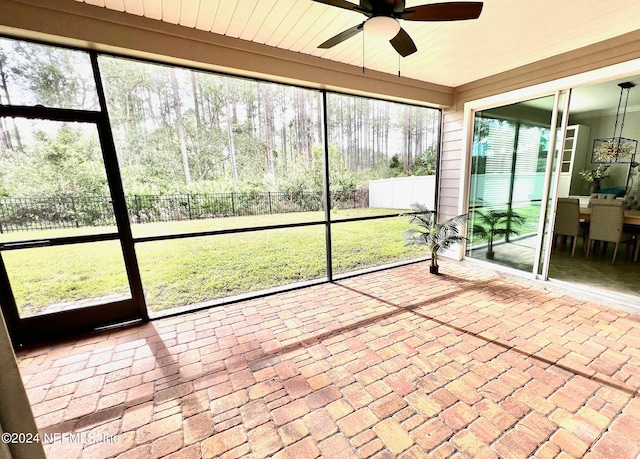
591 82 638 164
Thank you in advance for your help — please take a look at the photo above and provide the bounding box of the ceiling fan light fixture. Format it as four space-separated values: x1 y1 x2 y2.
364 16 400 40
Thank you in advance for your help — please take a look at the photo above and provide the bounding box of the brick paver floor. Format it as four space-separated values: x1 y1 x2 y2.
15 261 640 458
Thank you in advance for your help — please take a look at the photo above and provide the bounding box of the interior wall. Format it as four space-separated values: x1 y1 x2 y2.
571 110 640 191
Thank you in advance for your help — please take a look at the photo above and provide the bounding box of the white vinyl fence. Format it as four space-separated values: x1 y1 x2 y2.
368 176 436 210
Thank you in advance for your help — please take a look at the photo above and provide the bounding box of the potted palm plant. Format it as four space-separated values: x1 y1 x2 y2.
404 203 468 274
471 209 525 260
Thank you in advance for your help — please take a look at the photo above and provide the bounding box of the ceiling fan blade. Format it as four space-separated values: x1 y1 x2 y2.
318 23 364 49
399 2 483 21
311 0 367 14
390 27 417 57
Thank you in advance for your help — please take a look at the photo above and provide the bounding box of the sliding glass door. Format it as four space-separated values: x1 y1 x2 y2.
466 94 567 276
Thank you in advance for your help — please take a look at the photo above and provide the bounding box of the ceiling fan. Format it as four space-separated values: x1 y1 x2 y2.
313 0 483 57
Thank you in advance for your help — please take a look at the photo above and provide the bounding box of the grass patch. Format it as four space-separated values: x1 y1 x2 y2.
4 209 425 315
137 226 329 311
4 240 131 316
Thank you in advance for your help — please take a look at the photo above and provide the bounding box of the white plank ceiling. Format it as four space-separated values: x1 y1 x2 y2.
75 0 640 88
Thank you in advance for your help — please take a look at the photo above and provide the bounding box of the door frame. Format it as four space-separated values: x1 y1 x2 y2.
0 53 147 347
536 90 572 279
462 91 569 278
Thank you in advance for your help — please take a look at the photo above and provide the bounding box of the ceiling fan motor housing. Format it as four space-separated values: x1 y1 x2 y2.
360 0 406 15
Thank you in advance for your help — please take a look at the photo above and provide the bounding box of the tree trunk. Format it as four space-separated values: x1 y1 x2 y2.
170 68 191 185
191 72 201 130
262 85 275 177
223 79 239 182
0 63 23 152
403 107 411 172
430 252 439 274
300 92 311 167
383 104 389 158
486 236 494 259
280 94 288 175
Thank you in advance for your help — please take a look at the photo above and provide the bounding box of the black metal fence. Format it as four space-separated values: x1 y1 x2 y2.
0 190 369 233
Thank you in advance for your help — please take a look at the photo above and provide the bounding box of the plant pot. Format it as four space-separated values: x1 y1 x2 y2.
429 265 439 275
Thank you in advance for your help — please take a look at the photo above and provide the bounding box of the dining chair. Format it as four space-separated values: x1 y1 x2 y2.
586 200 634 264
588 193 616 207
623 194 640 210
623 194 640 261
554 198 588 257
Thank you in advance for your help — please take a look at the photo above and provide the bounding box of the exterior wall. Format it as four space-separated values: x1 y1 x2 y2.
438 109 466 221
436 109 468 261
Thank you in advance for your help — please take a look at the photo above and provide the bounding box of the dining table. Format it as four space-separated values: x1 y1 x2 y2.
579 206 640 261
579 207 640 225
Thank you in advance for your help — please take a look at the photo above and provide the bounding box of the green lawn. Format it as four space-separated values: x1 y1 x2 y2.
3 209 426 316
